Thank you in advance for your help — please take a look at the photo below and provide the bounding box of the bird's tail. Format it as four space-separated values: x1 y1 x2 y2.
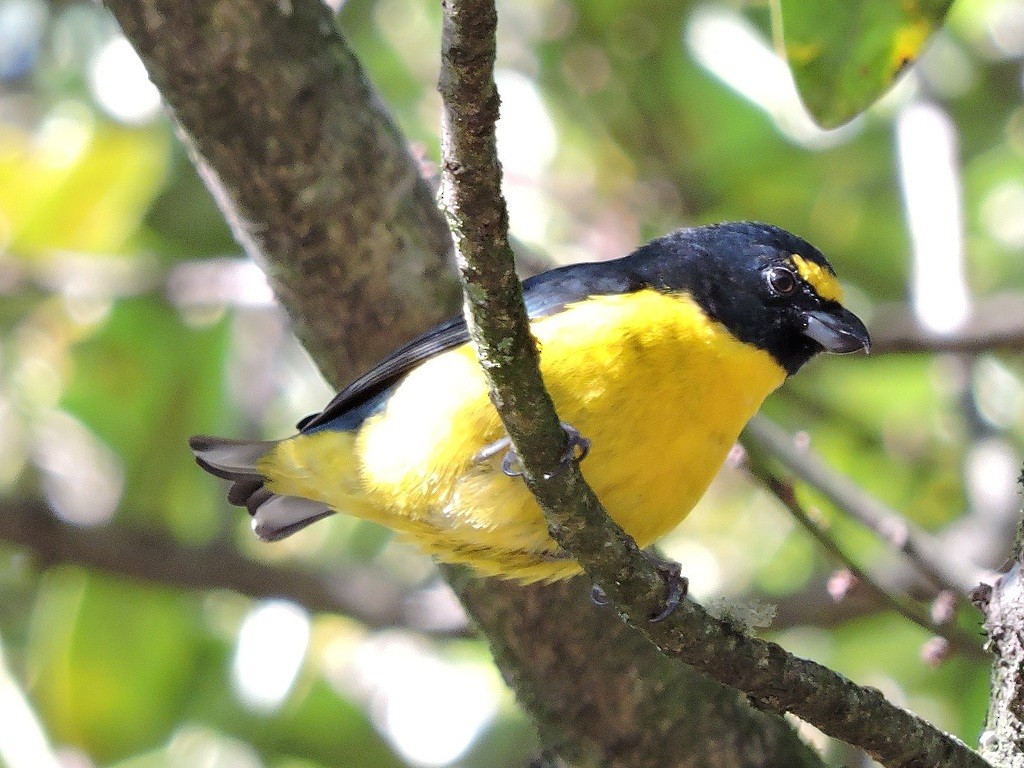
189 435 336 541
191 433 585 582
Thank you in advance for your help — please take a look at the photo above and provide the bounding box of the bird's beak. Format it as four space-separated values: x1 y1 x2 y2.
800 306 871 354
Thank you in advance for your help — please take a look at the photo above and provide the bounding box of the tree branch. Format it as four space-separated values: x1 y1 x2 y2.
870 296 1024 355
448 571 826 768
972 484 1024 766
975 550 1024 766
437 2 991 766
0 497 462 632
743 415 992 597
742 461 984 660
103 0 458 385
439 0 673 643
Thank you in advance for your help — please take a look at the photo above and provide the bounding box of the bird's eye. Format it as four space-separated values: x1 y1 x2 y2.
764 266 798 296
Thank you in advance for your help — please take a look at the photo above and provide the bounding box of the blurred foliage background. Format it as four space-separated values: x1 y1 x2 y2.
1 0 1022 765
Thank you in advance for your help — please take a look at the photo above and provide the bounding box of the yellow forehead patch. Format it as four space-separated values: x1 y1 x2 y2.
792 255 844 303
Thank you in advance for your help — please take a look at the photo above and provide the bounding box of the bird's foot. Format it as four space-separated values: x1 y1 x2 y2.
473 435 511 464
588 554 688 622
648 555 688 622
476 422 590 478
537 422 590 480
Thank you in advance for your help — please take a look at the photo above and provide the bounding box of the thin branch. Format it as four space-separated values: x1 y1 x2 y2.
438 0 579 480
439 0 670 631
437 2 990 767
0 497 463 634
743 415 992 597
745 461 985 660
870 295 1024 355
768 571 919 630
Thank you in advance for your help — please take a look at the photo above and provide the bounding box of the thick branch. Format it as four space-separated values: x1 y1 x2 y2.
103 0 458 384
437 2 990 766
974 490 1024 767
449 570 824 768
976 561 1024 767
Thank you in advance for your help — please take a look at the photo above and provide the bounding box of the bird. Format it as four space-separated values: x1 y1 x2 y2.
190 222 869 584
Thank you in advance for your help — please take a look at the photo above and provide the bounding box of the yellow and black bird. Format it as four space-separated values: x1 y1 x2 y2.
191 222 869 583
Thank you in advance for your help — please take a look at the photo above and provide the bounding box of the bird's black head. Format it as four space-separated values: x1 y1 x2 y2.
626 222 870 374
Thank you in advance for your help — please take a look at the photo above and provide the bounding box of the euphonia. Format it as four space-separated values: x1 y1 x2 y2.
191 222 869 583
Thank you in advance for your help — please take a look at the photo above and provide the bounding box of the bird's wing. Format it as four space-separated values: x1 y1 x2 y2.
296 259 642 432
296 315 470 431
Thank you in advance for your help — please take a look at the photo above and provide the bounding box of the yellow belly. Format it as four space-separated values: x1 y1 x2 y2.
265 289 786 582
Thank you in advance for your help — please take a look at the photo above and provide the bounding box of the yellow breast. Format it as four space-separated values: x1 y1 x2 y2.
269 289 787 582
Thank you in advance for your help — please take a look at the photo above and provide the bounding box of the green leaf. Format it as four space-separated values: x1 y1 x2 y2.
60 298 231 541
26 569 205 761
775 0 953 127
0 111 171 258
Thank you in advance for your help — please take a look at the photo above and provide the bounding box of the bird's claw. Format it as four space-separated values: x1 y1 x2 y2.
589 557 687 622
649 557 688 622
501 448 525 477
544 422 590 480
474 435 511 465
491 422 590 478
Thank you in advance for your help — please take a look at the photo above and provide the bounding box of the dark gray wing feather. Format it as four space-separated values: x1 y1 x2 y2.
297 259 642 432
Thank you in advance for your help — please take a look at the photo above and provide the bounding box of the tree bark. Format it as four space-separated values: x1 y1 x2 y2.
453 573 824 768
976 532 1024 767
105 0 458 383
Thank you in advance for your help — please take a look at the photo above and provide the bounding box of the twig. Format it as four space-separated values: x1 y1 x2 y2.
0 497 464 634
745 461 984 660
743 414 991 597
870 295 1024 355
437 1 990 766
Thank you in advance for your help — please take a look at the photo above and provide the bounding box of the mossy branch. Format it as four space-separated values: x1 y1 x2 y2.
437 2 991 766
975 490 1024 767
